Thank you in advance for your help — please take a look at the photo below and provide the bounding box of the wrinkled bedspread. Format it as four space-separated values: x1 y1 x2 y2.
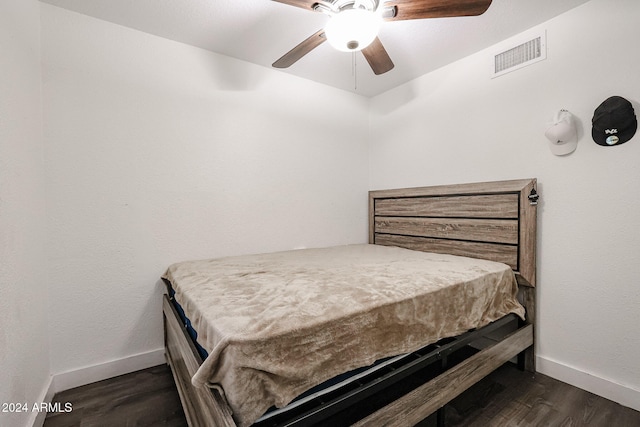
162 244 525 427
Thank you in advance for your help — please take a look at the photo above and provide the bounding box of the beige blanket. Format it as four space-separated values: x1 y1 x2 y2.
163 244 525 427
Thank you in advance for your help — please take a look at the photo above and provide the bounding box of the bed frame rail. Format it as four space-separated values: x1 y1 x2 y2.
163 295 235 426
352 324 533 426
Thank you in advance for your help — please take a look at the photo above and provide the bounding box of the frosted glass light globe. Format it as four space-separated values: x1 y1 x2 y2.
325 9 381 52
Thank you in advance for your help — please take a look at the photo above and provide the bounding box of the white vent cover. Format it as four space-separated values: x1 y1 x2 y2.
492 31 546 78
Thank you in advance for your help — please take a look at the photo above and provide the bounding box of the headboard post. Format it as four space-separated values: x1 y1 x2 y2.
517 179 537 287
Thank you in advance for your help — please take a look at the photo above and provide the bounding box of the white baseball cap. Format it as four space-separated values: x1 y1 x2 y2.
545 110 577 155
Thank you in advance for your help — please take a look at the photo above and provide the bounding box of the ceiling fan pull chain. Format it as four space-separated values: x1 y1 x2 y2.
352 51 358 90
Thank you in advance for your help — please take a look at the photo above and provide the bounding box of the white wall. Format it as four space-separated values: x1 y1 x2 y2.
369 0 640 409
41 4 369 383
0 1 51 427
5 0 638 421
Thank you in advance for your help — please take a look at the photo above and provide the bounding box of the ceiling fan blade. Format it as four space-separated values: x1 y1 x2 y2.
385 0 492 21
271 0 318 12
361 37 394 75
273 29 326 69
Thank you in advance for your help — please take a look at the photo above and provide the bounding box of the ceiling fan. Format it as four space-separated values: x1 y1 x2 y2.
272 0 493 75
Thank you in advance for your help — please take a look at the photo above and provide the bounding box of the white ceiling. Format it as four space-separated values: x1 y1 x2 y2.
39 0 591 97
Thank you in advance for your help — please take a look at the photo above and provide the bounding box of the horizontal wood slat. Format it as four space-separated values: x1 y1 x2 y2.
375 194 519 218
369 179 535 199
375 234 518 269
375 217 518 244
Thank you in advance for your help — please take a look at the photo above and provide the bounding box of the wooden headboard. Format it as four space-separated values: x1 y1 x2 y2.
369 179 537 288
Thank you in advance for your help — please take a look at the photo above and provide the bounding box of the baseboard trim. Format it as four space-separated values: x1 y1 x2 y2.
32 349 166 426
537 355 640 412
51 348 166 394
28 375 55 427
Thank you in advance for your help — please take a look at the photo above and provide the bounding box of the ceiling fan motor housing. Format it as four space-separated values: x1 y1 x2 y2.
324 4 382 52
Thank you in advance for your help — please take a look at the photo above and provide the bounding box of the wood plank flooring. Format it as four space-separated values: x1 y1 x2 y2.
44 364 185 427
44 363 640 427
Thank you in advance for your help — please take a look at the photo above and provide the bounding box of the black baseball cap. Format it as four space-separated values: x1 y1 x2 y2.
592 96 637 146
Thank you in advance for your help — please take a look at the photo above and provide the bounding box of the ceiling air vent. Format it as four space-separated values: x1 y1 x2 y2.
492 31 546 78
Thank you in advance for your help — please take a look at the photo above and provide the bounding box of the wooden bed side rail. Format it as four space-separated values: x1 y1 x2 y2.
163 295 237 427
352 324 534 426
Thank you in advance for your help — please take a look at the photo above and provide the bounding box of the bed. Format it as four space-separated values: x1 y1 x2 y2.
162 178 538 427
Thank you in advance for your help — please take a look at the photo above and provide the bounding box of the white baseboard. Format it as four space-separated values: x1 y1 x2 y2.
32 349 166 426
537 355 640 412
28 375 56 427
52 348 166 393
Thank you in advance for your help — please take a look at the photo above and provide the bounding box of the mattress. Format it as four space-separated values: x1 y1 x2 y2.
162 244 525 427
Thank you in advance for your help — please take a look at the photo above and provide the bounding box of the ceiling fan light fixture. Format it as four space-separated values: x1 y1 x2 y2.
324 8 382 52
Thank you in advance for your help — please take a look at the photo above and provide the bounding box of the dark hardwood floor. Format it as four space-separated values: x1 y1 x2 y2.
44 363 639 427
44 365 185 427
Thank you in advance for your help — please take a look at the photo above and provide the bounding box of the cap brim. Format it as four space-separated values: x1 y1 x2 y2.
549 140 577 155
